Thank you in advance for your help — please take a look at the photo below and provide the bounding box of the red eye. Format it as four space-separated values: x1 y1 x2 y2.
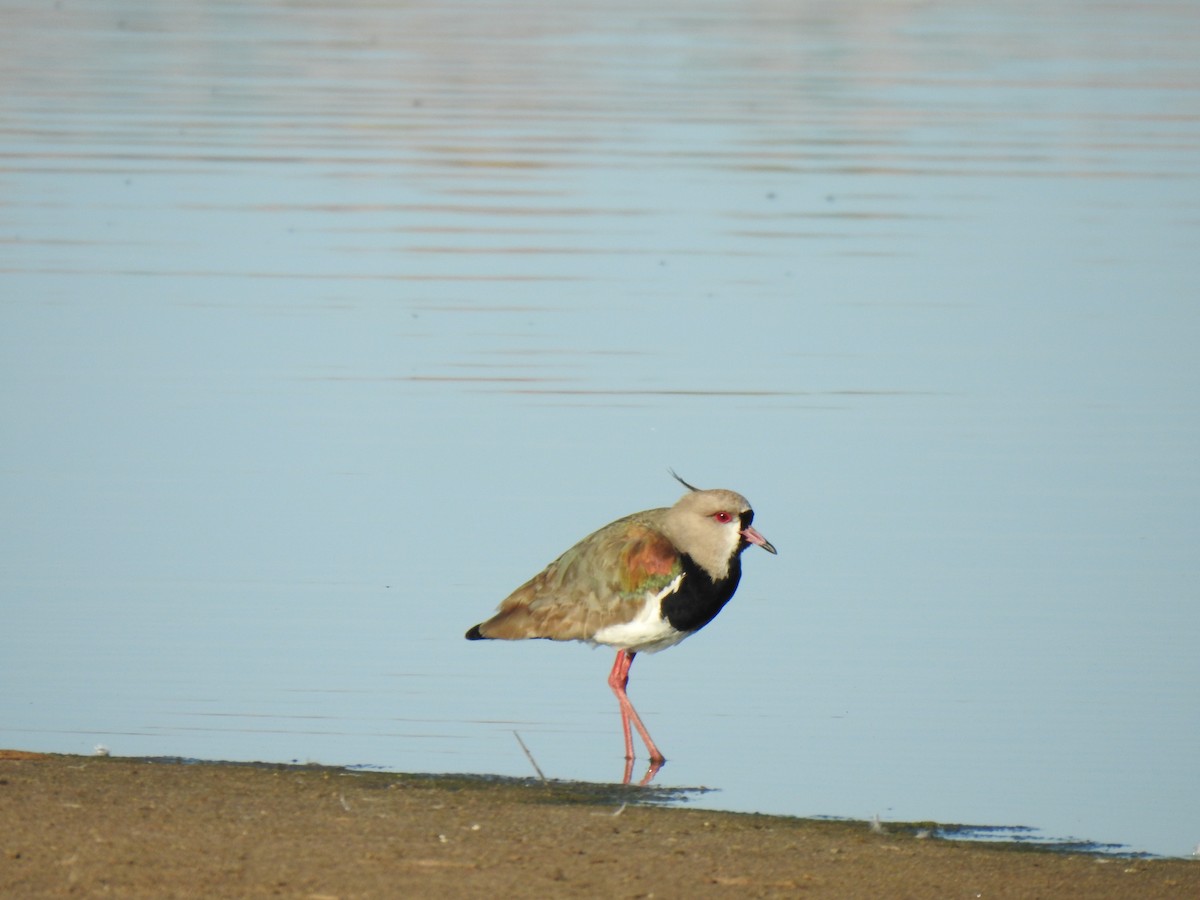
713 511 733 523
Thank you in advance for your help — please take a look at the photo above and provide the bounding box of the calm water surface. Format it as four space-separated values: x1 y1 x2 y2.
3 0 1199 857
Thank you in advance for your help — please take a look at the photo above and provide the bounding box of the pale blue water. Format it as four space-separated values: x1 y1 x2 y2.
2 0 1198 858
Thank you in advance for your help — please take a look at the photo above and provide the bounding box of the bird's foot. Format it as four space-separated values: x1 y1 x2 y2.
620 756 665 786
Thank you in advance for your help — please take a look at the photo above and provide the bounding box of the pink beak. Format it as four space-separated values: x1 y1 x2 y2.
741 525 777 555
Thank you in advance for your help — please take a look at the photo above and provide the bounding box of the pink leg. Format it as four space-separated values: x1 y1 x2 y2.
606 649 666 765
607 650 636 761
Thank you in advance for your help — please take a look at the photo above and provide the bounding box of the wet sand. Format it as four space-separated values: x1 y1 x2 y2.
2 751 1196 898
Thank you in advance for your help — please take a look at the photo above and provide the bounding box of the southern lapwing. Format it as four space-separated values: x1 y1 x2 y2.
466 473 775 782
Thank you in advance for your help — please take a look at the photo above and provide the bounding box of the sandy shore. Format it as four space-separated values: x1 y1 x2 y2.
2 750 1196 898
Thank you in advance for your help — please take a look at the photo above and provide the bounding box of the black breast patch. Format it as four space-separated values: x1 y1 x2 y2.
658 553 743 634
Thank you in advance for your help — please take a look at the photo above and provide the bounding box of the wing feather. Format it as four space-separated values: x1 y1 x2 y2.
472 511 681 642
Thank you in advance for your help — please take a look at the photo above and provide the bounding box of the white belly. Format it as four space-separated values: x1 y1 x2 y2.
590 574 690 654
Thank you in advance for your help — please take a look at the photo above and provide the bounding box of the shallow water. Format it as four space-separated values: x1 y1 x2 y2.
2 0 1198 857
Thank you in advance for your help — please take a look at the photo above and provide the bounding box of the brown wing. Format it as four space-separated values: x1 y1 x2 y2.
470 510 681 642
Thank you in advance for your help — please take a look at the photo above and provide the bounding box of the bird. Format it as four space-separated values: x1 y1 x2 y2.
465 472 776 782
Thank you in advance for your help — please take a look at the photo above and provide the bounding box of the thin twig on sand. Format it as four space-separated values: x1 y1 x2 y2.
512 731 548 784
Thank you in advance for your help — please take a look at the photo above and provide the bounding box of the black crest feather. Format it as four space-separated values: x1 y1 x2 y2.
669 469 701 492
